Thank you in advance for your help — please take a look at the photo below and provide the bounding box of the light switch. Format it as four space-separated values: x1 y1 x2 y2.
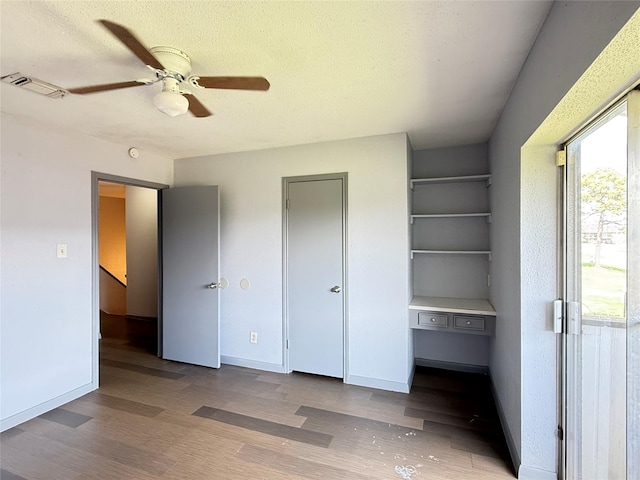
57 244 68 258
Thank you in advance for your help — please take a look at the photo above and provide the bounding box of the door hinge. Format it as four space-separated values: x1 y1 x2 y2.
286 199 290 210
557 426 564 440
556 150 566 167
553 299 564 333
286 339 289 349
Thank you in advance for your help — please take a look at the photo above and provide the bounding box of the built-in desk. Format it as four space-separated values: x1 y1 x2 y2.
409 296 496 336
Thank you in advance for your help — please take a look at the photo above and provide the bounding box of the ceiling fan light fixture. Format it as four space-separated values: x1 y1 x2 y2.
153 90 188 117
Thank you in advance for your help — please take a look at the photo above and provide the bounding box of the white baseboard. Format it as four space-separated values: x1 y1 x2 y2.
346 374 410 393
220 355 286 374
517 465 557 480
0 383 95 432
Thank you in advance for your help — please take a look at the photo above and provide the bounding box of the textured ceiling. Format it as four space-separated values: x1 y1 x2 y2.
0 1 551 159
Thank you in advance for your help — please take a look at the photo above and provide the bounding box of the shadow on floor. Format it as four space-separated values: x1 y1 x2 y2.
100 311 157 353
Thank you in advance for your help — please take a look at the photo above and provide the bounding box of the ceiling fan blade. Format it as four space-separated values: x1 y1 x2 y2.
68 80 148 94
196 76 270 91
186 95 213 117
98 20 164 70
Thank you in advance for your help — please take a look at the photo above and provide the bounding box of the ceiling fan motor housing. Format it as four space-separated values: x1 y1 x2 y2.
149 46 192 80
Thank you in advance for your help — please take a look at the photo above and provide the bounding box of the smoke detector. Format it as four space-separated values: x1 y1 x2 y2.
1 73 67 99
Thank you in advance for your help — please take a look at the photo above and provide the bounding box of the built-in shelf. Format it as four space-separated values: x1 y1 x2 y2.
409 295 496 316
410 174 491 188
411 249 492 259
409 163 493 338
410 212 491 223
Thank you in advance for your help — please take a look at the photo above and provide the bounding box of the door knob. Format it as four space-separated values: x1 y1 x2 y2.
206 282 220 289
330 286 342 293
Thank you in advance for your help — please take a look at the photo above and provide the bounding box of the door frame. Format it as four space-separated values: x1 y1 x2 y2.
91 172 168 389
559 89 638 479
282 172 348 379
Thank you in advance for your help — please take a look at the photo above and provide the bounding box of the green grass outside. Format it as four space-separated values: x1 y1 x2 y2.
581 264 626 318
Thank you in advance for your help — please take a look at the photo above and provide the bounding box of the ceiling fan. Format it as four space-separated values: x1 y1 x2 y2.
67 20 270 118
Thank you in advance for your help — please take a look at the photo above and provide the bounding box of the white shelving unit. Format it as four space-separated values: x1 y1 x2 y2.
409 172 495 334
410 249 492 258
409 295 496 316
410 212 491 223
410 173 491 188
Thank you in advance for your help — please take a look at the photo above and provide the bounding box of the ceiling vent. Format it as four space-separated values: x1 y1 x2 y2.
1 72 67 99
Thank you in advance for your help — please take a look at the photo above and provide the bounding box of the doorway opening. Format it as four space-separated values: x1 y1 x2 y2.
98 181 159 353
91 172 168 388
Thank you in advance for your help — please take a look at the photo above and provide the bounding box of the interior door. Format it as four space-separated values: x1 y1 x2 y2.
162 185 220 368
286 176 345 378
564 94 639 479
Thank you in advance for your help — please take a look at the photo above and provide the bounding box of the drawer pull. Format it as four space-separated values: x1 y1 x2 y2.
418 312 448 327
453 315 485 331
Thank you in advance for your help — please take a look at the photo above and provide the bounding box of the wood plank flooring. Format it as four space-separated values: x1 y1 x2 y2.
1 336 515 479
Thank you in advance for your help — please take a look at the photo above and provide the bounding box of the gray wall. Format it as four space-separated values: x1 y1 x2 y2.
174 133 413 392
411 144 491 366
488 2 640 477
125 186 158 318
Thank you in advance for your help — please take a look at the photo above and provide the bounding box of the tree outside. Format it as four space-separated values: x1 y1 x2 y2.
581 167 626 268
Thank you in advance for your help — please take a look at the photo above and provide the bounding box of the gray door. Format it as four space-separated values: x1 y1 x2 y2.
162 186 220 368
287 177 345 378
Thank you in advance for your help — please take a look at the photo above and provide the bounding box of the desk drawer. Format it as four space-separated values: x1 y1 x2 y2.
418 312 448 327
453 315 485 331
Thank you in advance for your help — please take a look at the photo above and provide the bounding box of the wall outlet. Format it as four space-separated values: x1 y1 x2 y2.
250 331 258 344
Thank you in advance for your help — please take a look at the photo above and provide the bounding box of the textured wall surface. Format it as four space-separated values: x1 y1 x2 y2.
489 2 640 477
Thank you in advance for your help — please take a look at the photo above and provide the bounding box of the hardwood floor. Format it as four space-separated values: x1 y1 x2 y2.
1 337 515 479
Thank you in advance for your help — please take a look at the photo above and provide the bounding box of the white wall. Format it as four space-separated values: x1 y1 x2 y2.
488 2 640 478
125 186 158 318
0 113 173 430
174 133 412 391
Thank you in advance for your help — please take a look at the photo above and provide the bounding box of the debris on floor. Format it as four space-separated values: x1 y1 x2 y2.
395 464 417 479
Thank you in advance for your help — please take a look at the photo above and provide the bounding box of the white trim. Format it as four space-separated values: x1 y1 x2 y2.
347 374 410 393
517 465 557 480
0 383 94 432
221 355 286 374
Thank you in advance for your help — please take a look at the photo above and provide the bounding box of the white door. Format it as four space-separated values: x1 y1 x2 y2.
286 176 345 378
162 186 220 368
564 91 639 479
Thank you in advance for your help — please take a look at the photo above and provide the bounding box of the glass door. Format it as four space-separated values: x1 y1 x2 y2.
564 90 639 479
